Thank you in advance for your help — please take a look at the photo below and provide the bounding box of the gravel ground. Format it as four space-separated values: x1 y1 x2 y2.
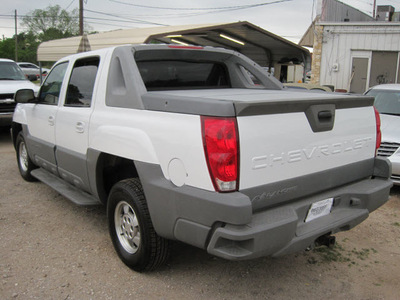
0 129 399 300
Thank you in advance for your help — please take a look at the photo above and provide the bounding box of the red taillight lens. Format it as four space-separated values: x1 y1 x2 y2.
374 106 381 154
201 116 239 192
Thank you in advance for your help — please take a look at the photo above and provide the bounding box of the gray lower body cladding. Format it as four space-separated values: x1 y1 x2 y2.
135 158 392 261
207 176 391 260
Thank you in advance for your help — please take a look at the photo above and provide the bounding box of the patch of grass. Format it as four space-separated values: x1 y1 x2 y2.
311 242 378 266
351 248 371 260
392 222 400 227
373 283 381 286
313 243 351 263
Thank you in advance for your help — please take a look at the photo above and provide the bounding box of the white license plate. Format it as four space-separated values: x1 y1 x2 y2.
305 198 334 223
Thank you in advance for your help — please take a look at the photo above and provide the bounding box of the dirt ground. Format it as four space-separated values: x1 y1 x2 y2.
0 128 399 300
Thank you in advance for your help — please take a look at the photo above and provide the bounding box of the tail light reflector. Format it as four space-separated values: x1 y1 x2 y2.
374 107 381 154
201 116 239 192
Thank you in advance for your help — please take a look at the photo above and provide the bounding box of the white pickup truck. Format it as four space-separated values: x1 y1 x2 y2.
11 44 392 271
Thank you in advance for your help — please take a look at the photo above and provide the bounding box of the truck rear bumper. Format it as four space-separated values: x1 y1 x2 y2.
136 158 392 261
206 176 392 260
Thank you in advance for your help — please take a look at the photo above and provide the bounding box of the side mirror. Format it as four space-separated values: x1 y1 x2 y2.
14 89 36 103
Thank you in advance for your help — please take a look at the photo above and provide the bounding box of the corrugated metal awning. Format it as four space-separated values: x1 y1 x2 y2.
37 21 311 71
37 23 218 61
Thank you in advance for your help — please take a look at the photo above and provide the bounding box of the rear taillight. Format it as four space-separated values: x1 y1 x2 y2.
374 106 381 154
201 116 239 192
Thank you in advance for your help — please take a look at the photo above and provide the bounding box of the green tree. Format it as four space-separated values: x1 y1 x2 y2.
0 38 15 60
0 32 39 63
21 5 80 40
17 32 40 63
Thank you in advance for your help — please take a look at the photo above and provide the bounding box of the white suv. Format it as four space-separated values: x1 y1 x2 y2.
0 59 39 127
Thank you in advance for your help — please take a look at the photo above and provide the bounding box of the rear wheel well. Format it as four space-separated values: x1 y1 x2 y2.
96 153 139 204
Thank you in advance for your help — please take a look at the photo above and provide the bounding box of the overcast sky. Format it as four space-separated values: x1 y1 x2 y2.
1 0 400 44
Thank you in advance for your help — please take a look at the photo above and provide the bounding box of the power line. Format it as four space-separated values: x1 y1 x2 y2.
65 0 76 10
103 0 293 20
85 8 168 26
0 11 168 26
0 14 15 18
84 15 164 25
85 21 135 28
105 0 293 20
1 0 295 35
108 0 292 11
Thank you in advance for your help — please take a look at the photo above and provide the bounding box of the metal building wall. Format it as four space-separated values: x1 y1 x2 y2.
319 23 400 92
320 0 374 22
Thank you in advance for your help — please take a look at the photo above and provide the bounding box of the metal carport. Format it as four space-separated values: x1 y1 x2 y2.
37 21 310 75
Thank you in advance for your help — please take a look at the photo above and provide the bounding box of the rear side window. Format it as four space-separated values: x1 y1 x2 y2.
20 64 37 69
137 60 230 91
239 65 264 87
38 62 68 105
65 57 99 107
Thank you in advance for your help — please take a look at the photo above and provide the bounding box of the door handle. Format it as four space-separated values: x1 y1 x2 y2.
48 116 55 126
76 121 85 133
318 110 332 121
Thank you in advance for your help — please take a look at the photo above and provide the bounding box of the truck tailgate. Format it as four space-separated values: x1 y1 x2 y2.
233 91 377 211
238 105 375 189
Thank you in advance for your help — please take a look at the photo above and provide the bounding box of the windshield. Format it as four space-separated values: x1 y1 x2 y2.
366 89 400 116
0 61 27 80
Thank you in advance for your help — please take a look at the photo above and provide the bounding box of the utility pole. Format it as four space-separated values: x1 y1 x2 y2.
373 0 377 19
79 0 84 35
14 10 18 62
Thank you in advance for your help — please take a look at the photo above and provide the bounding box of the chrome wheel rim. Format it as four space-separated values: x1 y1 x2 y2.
114 201 140 254
19 141 29 172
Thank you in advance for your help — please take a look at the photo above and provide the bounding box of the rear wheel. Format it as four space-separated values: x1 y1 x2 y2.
107 178 170 271
16 133 37 182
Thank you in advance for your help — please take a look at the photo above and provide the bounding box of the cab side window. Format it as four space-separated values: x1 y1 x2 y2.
65 57 100 107
38 62 68 105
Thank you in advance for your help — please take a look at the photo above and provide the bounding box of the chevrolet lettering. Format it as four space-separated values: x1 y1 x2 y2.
252 137 373 169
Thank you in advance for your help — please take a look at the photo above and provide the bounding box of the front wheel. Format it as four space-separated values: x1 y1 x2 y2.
107 178 170 272
16 133 37 182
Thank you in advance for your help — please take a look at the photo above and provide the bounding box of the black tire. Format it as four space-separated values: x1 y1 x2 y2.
107 178 170 272
16 133 37 182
